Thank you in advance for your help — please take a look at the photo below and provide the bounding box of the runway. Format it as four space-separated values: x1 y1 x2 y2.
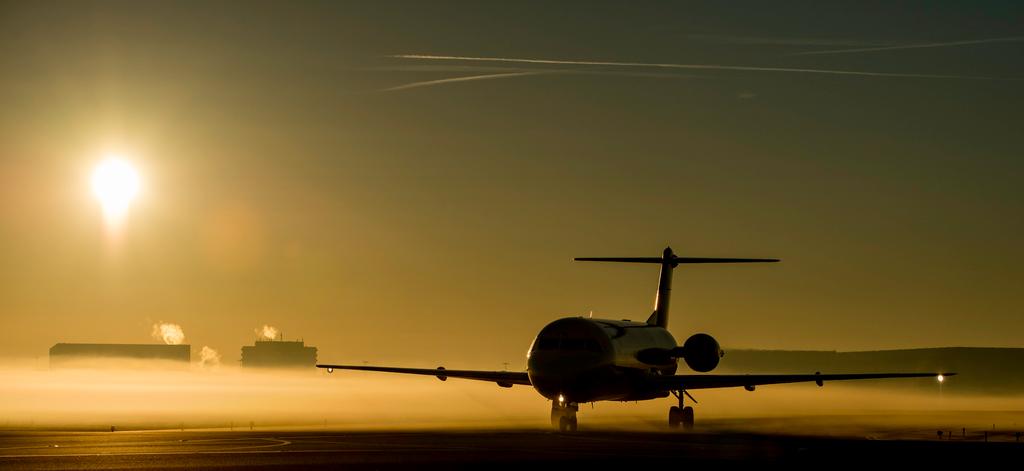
0 427 1019 469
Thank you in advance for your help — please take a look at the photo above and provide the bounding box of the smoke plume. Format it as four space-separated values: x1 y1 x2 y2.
151 322 185 345
199 346 221 368
257 324 279 340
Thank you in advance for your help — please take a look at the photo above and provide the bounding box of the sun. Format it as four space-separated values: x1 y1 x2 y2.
91 157 141 222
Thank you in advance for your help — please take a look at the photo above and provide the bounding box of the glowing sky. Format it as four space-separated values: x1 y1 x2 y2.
0 1 1022 366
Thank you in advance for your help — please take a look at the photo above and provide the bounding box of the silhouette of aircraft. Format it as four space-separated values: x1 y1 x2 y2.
318 246 952 431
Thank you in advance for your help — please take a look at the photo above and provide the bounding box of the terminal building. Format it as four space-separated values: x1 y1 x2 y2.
240 339 317 368
49 343 191 367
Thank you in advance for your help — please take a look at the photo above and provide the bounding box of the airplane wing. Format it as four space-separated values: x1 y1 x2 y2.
316 364 531 388
653 372 953 391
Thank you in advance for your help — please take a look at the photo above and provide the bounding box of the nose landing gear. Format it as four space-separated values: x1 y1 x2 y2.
550 399 578 432
668 390 694 430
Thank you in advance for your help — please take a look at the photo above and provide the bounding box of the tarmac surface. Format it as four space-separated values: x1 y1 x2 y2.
0 427 1020 469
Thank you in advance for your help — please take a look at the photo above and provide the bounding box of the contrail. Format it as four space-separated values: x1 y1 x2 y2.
789 36 1024 56
381 71 549 91
391 54 1007 80
360 64 530 73
380 68 700 91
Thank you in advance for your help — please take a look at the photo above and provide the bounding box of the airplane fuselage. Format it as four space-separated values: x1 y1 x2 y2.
527 317 679 403
316 247 948 432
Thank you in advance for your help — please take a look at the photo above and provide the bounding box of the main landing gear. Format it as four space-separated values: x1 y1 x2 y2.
668 390 694 430
550 398 578 432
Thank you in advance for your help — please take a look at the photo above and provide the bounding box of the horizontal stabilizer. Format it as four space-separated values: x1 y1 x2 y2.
575 247 779 328
574 257 779 264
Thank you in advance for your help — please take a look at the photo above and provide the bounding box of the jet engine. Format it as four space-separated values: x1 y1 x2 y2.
681 333 723 372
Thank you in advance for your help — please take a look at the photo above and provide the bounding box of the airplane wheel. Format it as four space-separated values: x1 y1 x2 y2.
668 406 682 429
681 406 694 431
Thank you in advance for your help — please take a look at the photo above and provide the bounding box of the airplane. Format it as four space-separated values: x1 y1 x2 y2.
318 246 952 431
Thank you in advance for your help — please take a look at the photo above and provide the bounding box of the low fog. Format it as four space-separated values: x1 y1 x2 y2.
2 359 1022 437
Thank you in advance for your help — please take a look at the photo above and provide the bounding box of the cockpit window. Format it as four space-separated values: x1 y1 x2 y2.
561 338 586 351
534 336 601 352
536 337 559 350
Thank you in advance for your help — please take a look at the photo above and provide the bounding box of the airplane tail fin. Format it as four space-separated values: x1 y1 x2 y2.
575 247 778 328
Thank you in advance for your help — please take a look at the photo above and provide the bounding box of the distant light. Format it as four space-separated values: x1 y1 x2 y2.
937 374 945 383
557 394 565 404
91 157 140 224
327 367 334 373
